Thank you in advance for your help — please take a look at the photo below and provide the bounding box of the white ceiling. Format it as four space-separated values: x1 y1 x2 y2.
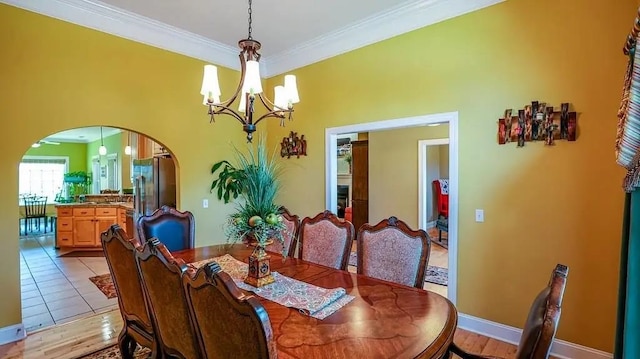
44 127 122 144
2 0 504 77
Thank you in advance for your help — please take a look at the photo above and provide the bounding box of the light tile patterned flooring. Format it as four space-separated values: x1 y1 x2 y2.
20 233 117 333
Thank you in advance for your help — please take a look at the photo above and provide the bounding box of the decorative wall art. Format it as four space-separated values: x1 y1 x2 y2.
497 101 577 147
280 131 307 158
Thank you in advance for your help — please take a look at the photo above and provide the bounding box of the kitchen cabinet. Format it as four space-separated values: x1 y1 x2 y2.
56 204 131 249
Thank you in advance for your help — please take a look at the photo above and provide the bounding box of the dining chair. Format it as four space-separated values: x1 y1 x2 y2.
22 195 48 235
136 205 195 252
182 261 277 359
448 264 569 359
299 210 354 270
357 216 431 289
135 237 202 359
265 207 300 258
101 225 160 359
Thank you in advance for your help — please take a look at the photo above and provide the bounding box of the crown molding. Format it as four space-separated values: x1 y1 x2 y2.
1 0 504 77
0 0 240 70
263 0 505 77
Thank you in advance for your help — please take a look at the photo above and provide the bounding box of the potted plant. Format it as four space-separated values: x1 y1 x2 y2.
210 136 288 287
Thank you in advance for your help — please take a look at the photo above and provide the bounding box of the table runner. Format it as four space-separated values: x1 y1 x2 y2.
191 255 354 319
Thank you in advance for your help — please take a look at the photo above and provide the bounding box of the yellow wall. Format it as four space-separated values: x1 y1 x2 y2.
0 4 250 329
267 0 635 351
369 125 449 228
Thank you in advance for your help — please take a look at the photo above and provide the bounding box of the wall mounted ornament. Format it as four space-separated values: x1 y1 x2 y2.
497 101 577 146
280 131 307 158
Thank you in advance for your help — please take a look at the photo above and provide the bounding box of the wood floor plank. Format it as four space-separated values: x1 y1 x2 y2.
0 309 558 359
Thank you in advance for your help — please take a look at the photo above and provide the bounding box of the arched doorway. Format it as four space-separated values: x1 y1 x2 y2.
18 126 179 333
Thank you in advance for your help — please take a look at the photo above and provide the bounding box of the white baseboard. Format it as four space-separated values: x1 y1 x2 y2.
0 323 26 346
458 313 613 359
426 220 436 229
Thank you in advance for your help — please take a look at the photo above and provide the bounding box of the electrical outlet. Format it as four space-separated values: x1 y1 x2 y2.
202 199 209 208
475 209 484 222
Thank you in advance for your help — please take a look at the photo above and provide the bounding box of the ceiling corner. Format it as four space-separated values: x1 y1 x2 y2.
262 0 505 77
0 0 240 70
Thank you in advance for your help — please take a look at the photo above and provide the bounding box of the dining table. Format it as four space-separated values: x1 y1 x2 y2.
173 244 458 359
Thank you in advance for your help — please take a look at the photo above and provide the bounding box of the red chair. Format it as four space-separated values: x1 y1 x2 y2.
432 180 449 242
432 180 449 218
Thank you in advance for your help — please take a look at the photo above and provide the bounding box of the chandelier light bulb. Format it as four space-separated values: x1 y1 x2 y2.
99 145 107 156
124 145 132 155
284 75 300 104
200 64 221 104
241 60 263 95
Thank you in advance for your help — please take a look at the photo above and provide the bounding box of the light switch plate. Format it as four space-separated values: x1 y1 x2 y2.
203 199 209 208
475 209 484 222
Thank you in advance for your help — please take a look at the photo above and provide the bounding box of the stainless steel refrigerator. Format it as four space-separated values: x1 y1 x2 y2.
132 156 176 220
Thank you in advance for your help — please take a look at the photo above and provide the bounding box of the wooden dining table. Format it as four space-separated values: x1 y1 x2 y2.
173 244 458 359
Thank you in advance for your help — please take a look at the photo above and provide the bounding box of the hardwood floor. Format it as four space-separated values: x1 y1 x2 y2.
0 308 539 359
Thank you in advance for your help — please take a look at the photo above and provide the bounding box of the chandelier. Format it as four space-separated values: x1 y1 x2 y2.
200 0 300 142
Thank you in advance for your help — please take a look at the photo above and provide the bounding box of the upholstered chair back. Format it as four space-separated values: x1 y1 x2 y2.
101 225 157 356
136 205 195 252
183 262 277 359
515 264 568 359
448 264 569 359
135 238 201 359
299 210 354 270
357 216 431 289
265 207 300 258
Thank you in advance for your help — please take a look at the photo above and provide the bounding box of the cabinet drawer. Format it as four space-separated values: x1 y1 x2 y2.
57 208 73 217
95 207 117 216
57 217 73 231
57 233 73 247
73 208 95 217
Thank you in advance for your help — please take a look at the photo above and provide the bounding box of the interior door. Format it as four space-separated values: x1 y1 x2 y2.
350 140 369 233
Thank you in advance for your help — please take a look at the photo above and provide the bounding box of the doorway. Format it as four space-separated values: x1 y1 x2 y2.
325 112 459 305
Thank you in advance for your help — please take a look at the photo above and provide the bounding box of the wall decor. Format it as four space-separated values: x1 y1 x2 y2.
497 101 577 146
280 131 307 158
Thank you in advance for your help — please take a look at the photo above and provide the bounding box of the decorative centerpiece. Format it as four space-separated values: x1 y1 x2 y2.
210 136 288 287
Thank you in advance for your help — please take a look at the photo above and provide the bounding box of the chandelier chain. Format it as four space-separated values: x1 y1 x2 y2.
247 0 253 40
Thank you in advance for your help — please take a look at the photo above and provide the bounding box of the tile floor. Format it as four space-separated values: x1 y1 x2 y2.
20 233 117 333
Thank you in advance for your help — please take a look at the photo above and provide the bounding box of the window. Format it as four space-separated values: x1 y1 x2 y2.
19 156 69 203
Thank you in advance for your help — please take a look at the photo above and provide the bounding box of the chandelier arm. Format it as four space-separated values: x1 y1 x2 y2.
210 104 247 125
256 93 276 111
254 110 290 126
216 52 247 108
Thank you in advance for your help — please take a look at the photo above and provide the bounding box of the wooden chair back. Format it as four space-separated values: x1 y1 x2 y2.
136 205 195 251
299 210 354 270
265 207 300 258
182 262 277 359
135 238 201 359
357 216 431 289
100 224 158 356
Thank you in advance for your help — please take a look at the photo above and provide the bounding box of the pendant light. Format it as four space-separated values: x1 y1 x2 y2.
98 126 107 155
124 131 132 155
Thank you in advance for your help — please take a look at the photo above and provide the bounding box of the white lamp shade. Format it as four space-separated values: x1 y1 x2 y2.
241 60 263 95
274 86 288 110
284 75 299 104
201 65 222 102
124 145 132 155
99 145 107 156
238 92 247 113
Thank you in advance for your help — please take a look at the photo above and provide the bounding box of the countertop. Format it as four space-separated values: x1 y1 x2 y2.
55 202 134 210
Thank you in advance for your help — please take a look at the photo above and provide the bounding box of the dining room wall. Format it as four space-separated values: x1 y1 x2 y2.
266 0 634 352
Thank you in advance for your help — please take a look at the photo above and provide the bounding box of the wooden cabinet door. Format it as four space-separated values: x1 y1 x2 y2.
73 218 96 246
96 217 118 245
350 140 369 232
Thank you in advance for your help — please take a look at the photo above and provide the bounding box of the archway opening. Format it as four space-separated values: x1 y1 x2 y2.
18 126 178 333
